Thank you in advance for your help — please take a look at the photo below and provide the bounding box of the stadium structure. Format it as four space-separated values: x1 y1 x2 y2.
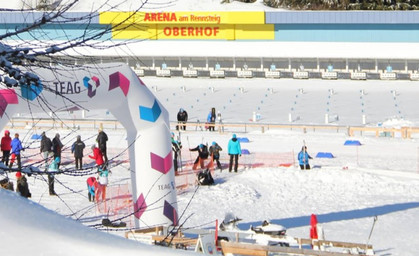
1 10 419 81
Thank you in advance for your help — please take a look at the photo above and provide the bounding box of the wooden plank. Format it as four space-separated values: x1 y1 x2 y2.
151 235 198 246
220 241 372 256
298 238 373 250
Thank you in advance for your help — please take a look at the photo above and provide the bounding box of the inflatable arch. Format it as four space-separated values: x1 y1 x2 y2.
0 63 177 228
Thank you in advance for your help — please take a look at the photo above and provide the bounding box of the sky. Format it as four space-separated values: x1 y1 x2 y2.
0 0 419 256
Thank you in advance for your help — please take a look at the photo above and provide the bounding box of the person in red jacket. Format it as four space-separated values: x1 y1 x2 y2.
89 145 104 169
86 176 97 202
1 130 12 166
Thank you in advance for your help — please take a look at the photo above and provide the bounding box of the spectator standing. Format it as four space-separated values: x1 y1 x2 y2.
177 108 188 131
40 132 52 168
89 145 104 169
96 167 109 202
209 141 223 171
96 128 108 165
9 133 24 171
15 171 31 198
227 134 241 173
189 143 209 170
86 176 97 202
171 132 182 173
207 107 216 132
47 156 59 195
52 133 63 169
298 146 313 170
72 135 86 170
1 130 12 166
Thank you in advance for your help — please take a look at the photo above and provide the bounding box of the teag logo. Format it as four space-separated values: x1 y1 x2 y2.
83 76 100 98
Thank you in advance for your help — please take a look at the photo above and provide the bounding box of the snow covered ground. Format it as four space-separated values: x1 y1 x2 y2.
1 76 419 256
1 1 419 256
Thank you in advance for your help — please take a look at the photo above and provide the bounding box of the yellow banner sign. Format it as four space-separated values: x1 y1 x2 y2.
101 11 266 25
102 11 274 40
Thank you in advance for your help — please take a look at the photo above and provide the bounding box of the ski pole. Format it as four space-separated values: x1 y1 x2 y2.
187 136 193 166
365 216 378 251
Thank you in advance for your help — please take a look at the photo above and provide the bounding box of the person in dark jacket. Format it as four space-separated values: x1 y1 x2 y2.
9 133 24 171
171 132 182 173
190 144 209 170
15 171 31 198
1 130 12 166
40 132 53 168
52 133 63 169
209 141 223 171
96 128 108 165
206 108 216 132
227 134 241 173
177 108 188 131
298 146 313 170
72 135 86 170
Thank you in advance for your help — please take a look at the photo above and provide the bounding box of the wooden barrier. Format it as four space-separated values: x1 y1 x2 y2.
6 118 419 139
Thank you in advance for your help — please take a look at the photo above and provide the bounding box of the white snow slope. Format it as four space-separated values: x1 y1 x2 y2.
1 1 419 256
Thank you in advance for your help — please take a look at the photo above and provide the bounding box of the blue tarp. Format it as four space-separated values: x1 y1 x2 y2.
316 152 335 158
31 134 42 140
344 140 362 146
238 137 250 143
241 149 250 155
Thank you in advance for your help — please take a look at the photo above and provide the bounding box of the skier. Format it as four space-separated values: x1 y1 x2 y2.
86 176 97 202
72 135 86 170
209 141 223 171
227 134 241 173
9 133 24 171
15 171 31 198
96 128 108 165
177 108 188 131
171 132 182 173
189 143 209 170
47 156 60 196
206 107 216 131
298 146 313 170
1 130 12 166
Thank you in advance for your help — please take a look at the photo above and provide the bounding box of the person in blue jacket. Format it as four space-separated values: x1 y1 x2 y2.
9 133 24 171
47 156 60 195
298 146 313 170
227 134 241 173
